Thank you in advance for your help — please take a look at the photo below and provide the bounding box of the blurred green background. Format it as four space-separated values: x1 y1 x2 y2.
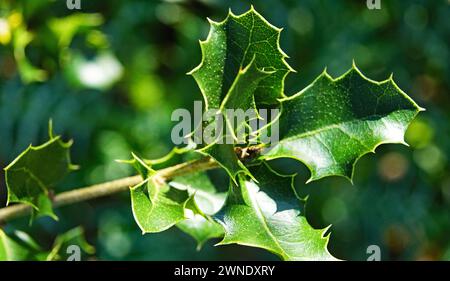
0 0 449 261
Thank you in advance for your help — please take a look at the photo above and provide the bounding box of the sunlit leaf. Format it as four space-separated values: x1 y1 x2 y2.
261 64 423 182
172 172 226 250
190 7 293 179
215 163 337 260
189 6 293 108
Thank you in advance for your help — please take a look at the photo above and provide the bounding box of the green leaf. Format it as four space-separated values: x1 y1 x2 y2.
261 64 423 182
171 172 226 215
172 172 226 250
127 153 225 244
127 153 192 233
215 163 337 261
190 7 293 180
196 50 270 181
0 229 37 261
130 177 192 234
189 6 293 108
177 217 224 251
4 124 77 220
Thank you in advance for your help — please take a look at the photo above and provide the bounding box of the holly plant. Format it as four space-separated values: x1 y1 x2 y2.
0 7 422 261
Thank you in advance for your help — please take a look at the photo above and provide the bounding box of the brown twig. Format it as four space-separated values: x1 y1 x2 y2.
0 157 219 224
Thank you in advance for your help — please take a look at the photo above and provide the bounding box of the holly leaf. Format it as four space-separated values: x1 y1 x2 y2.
195 51 270 181
190 7 293 180
189 6 293 108
128 153 201 233
261 64 423 182
172 172 226 250
177 217 224 251
124 154 180 233
215 163 337 261
130 177 192 234
127 153 225 243
4 123 77 220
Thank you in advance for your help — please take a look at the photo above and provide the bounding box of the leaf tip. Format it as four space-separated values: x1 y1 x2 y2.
305 176 315 184
228 8 236 18
351 59 357 69
388 72 394 81
321 67 331 78
401 140 410 147
322 224 333 238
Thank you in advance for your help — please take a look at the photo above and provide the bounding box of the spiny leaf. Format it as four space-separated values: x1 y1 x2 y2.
190 7 293 180
127 153 226 243
261 64 423 182
215 163 337 261
4 123 77 220
189 6 293 108
130 177 192 234
128 154 199 234
172 172 226 250
196 60 272 180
